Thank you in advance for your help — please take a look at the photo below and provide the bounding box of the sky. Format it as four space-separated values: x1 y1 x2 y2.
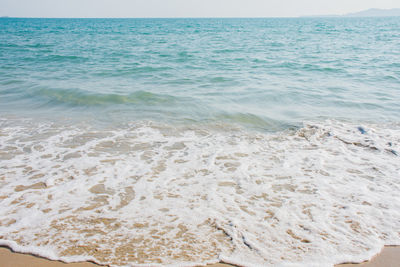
0 0 399 18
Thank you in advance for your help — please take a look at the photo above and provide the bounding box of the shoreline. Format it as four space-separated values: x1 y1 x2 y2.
0 245 399 267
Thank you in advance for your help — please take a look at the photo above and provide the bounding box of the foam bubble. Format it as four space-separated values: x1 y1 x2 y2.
0 118 399 266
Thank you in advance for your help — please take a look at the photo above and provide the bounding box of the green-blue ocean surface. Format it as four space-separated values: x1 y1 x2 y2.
0 18 399 267
1 18 399 129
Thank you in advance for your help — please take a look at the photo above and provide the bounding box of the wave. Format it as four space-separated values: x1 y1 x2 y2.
92 65 173 77
0 86 293 130
31 54 89 63
4 86 182 107
273 61 346 74
215 112 287 131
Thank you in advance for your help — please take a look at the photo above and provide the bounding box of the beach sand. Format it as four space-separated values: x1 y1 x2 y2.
0 245 398 267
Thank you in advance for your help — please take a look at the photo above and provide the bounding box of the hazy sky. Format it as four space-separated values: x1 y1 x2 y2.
1 0 399 18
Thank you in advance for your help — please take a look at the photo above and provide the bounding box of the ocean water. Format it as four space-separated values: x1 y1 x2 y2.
0 17 399 266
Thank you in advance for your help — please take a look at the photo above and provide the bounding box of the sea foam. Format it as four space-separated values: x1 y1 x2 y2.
0 118 399 266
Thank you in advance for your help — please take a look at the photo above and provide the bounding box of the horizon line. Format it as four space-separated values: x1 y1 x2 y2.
0 15 386 19
2 7 400 20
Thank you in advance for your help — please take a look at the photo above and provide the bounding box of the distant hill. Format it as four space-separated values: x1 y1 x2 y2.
301 8 400 18
344 8 400 17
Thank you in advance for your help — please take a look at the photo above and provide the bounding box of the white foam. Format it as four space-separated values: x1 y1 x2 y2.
0 118 399 266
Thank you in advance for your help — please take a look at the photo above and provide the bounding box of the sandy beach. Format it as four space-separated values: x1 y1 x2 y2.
0 245 399 267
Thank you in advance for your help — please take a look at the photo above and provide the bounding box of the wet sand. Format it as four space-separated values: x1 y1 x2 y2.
0 245 399 267
0 246 96 267
338 246 400 267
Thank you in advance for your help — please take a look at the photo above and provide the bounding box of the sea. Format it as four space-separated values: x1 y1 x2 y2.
0 17 399 267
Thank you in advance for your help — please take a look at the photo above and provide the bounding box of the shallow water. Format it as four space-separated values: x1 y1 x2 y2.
0 17 399 266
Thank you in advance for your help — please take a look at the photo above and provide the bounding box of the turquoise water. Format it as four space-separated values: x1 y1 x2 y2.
0 18 400 267
1 17 399 129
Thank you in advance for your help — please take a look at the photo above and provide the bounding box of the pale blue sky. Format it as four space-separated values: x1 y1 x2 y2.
1 0 399 18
